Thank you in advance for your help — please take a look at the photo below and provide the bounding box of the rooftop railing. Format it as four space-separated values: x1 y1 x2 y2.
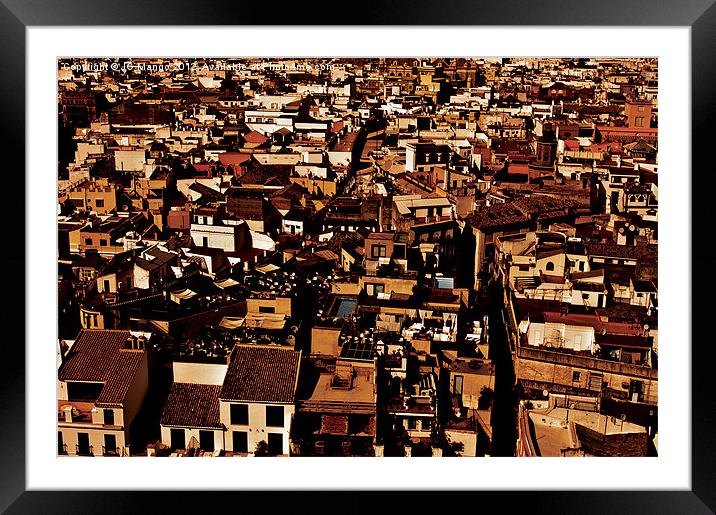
518 345 657 380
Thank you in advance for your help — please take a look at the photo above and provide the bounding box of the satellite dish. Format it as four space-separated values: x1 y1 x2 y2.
629 224 636 231
643 324 650 332
542 390 549 397
618 227 625 234
620 414 627 421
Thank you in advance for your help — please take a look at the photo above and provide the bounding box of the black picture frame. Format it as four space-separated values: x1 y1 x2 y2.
2 2 712 513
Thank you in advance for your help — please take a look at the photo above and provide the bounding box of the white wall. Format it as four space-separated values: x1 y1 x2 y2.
159 425 224 453
219 401 294 455
527 321 595 352
190 224 239 252
58 426 127 456
114 149 145 172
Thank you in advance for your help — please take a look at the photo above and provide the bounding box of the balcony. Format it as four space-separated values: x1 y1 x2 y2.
102 446 121 457
75 444 94 456
58 401 95 423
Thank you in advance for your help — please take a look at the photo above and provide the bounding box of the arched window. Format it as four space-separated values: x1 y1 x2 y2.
546 262 555 272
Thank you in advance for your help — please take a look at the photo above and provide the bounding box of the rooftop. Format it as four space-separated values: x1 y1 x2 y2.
58 329 145 406
220 345 301 404
160 383 222 429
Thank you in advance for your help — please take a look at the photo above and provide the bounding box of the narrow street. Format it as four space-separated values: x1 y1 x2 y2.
484 280 517 456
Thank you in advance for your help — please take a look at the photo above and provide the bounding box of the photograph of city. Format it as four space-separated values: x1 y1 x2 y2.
57 57 658 458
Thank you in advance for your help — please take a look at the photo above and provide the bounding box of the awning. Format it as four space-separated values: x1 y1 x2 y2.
170 289 197 302
219 317 245 329
214 278 239 289
255 263 280 274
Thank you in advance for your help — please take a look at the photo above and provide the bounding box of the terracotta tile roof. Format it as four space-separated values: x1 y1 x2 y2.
219 152 252 167
220 345 301 404
464 203 530 231
160 383 222 429
58 330 145 407
585 242 657 264
243 130 269 145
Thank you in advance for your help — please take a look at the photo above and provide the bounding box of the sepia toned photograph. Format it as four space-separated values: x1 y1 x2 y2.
56 56 658 459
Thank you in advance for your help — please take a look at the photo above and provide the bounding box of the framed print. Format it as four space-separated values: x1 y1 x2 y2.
2 1 713 513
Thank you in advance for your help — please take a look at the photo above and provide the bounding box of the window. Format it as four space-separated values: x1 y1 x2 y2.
637 105 645 112
421 419 432 431
582 293 590 300
267 433 283 456
202 236 208 247
67 381 103 402
453 375 464 395
545 262 555 272
371 245 387 258
104 434 117 455
635 117 645 127
407 418 417 430
99 239 108 247
366 283 384 296
95 199 105 208
232 431 248 453
199 430 215 452
77 432 91 455
230 403 249 425
103 409 114 426
85 238 93 246
266 405 284 427
170 428 185 450
103 280 110 292
258 305 275 314
58 431 66 455
572 371 582 382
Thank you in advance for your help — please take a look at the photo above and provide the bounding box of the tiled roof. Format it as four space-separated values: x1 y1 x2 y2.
585 242 657 263
513 195 583 216
464 203 530 231
58 330 144 406
239 161 293 186
243 130 268 145
160 383 222 429
220 345 301 404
